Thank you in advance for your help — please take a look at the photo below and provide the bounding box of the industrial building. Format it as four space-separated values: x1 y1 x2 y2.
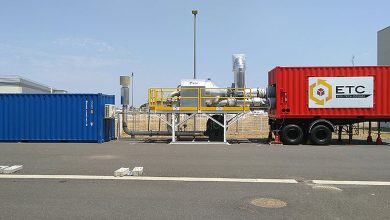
377 26 390 128
0 76 66 94
378 26 390 65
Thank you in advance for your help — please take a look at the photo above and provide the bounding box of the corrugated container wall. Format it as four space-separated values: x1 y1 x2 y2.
268 66 390 120
0 94 115 143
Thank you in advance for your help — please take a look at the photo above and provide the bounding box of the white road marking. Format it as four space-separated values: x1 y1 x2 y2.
313 180 390 186
312 185 343 191
2 165 23 174
0 175 297 183
0 175 389 186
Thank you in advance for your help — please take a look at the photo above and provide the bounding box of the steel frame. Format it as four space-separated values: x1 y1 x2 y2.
120 109 253 144
166 110 250 144
170 112 228 144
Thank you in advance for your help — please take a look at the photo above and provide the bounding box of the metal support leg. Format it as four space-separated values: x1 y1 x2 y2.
223 113 227 143
131 110 135 138
171 113 176 143
158 114 161 131
337 125 342 143
147 111 151 131
268 130 273 142
367 121 373 142
193 115 196 140
119 113 122 139
348 123 353 144
376 121 382 145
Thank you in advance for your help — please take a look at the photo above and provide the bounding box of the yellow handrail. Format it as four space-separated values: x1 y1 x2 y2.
148 87 252 111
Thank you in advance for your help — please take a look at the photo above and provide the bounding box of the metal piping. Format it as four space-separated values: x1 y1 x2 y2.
170 90 180 97
216 97 269 108
233 88 267 98
123 122 204 136
245 88 266 98
205 96 221 106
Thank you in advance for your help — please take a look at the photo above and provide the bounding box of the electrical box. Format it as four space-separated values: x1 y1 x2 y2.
105 104 116 119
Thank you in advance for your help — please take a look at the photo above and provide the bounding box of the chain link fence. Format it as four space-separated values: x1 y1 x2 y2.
116 111 390 140
117 111 269 139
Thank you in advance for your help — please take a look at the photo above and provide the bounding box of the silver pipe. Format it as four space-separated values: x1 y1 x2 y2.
234 88 267 98
245 88 266 98
205 96 221 106
123 122 204 136
217 98 236 107
203 89 227 97
170 90 180 97
216 97 269 108
238 97 268 107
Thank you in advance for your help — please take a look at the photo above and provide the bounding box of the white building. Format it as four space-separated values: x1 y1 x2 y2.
0 76 66 94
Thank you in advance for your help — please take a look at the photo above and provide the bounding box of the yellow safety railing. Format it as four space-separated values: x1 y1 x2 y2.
148 87 255 112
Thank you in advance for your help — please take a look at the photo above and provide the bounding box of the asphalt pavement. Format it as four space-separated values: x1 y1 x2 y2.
0 140 389 219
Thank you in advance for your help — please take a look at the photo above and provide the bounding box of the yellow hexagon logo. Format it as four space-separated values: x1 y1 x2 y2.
309 79 332 105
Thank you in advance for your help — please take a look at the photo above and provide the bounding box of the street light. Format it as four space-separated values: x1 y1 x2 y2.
192 10 198 137
131 72 134 110
192 10 198 79
131 72 135 136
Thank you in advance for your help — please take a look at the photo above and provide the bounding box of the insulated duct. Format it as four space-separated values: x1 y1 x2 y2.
216 97 268 107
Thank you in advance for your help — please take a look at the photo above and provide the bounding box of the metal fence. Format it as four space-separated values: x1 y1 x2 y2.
117 110 269 139
115 111 390 140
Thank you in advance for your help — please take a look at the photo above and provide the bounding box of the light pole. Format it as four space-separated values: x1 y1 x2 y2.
192 9 197 79
131 72 134 110
192 10 198 139
131 72 135 136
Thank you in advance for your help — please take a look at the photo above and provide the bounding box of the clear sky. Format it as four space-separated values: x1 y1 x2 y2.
0 0 388 106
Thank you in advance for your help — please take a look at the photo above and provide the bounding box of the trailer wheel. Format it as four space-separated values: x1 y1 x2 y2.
281 124 304 145
310 125 332 145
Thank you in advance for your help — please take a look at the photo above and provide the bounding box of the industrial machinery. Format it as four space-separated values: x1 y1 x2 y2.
121 54 270 143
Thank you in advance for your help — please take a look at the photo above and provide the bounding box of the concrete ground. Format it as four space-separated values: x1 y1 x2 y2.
0 140 389 219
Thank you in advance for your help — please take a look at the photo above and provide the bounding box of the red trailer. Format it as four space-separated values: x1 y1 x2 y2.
267 66 390 145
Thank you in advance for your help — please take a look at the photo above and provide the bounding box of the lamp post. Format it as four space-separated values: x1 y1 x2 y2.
192 10 198 139
131 72 134 110
192 9 197 79
131 72 135 137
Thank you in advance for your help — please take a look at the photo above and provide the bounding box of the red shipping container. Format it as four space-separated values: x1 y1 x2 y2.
268 66 390 120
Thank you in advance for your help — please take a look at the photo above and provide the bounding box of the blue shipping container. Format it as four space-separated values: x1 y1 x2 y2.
0 93 115 143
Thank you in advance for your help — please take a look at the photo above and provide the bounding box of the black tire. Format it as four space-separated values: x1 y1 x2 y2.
281 124 304 145
310 125 332 145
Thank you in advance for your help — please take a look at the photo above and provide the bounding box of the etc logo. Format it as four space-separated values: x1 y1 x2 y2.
309 79 332 105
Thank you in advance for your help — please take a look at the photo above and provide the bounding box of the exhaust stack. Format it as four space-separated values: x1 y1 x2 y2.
233 54 246 88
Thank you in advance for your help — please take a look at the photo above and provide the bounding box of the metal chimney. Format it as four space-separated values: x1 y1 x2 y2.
232 54 246 88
